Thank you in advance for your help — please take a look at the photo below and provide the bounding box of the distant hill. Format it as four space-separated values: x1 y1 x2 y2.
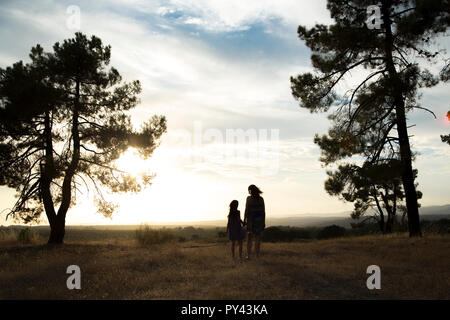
2 204 449 230
266 205 450 228
419 204 450 216
267 216 352 228
146 204 450 229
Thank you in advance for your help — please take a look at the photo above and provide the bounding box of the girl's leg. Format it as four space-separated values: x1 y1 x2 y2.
247 233 253 258
255 235 261 257
231 240 236 258
238 239 243 259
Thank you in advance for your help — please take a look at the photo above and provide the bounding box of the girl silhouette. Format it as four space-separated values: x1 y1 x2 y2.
226 200 245 260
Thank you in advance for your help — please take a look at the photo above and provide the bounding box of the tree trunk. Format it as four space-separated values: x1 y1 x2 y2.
381 190 393 234
48 215 66 244
385 214 393 233
41 110 63 244
373 194 385 233
394 104 421 236
379 218 385 234
386 55 422 236
381 0 421 237
44 78 81 244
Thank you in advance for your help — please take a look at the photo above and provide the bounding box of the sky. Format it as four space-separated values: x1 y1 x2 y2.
0 0 449 226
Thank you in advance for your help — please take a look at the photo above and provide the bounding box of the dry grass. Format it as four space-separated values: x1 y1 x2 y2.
0 233 448 299
0 228 41 245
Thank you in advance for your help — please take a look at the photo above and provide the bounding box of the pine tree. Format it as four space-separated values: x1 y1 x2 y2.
291 0 449 236
0 33 166 243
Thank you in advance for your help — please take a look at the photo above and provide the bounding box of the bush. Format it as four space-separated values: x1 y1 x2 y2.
0 228 17 242
262 226 314 242
17 228 40 244
318 225 347 239
135 225 176 246
217 231 227 238
350 222 382 236
421 219 450 234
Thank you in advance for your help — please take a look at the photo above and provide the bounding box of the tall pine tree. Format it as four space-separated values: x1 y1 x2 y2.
291 0 449 236
0 33 166 243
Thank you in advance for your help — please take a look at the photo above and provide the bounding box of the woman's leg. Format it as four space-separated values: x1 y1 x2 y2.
247 233 253 258
255 234 261 257
231 240 236 258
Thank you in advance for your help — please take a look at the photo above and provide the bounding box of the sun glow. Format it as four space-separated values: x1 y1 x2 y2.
104 146 224 224
115 148 157 176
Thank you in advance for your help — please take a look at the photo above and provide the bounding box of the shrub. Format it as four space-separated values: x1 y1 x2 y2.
436 219 450 234
421 219 450 234
350 222 382 236
217 231 227 238
17 228 40 244
318 225 347 239
135 225 176 246
0 228 17 242
261 226 314 242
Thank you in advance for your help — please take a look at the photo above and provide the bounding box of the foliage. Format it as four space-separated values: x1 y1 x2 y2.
217 231 227 238
290 0 450 236
349 221 383 235
325 160 422 233
262 226 315 242
442 134 450 145
317 225 347 239
17 228 35 244
0 228 19 242
421 219 450 234
135 225 176 246
441 111 450 145
0 33 167 243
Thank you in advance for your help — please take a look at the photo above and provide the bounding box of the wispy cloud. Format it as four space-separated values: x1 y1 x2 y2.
0 0 448 225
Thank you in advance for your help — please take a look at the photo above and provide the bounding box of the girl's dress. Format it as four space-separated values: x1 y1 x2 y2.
227 210 246 240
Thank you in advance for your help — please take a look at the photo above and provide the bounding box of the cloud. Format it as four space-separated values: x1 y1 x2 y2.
156 0 332 32
0 0 449 225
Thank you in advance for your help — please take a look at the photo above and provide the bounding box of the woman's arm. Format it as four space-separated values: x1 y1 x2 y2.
262 197 266 228
244 197 249 224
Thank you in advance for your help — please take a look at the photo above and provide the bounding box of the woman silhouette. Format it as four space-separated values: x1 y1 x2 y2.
244 184 265 259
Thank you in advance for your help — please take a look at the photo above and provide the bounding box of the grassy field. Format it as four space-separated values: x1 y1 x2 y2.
0 229 448 300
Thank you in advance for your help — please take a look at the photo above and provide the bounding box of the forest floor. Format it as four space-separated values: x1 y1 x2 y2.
0 233 449 299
